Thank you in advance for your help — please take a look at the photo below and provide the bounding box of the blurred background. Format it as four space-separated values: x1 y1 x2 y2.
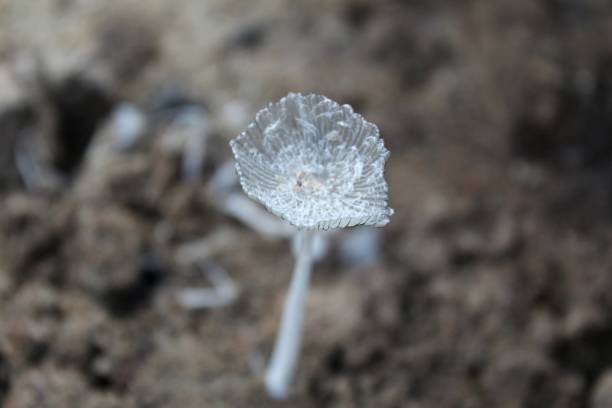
1 0 612 407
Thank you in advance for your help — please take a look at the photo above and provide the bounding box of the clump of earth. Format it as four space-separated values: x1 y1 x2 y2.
1 1 612 407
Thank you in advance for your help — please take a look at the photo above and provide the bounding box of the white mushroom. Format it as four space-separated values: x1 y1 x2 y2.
230 92 393 399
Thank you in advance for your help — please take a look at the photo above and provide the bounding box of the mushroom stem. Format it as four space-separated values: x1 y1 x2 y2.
265 229 315 399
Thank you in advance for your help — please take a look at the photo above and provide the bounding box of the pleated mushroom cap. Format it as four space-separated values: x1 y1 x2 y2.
230 93 393 230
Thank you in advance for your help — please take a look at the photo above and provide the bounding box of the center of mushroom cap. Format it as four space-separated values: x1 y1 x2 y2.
277 156 364 201
292 170 331 195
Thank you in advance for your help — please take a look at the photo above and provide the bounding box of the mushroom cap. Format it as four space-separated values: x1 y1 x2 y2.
229 93 394 230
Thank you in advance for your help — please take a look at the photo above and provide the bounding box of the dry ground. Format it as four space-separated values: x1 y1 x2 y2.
1 1 612 407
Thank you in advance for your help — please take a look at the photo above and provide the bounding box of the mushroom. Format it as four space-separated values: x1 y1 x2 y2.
230 93 393 399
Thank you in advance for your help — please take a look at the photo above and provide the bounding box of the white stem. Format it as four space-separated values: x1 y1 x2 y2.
265 230 315 399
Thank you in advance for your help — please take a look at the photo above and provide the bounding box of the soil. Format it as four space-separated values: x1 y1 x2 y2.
1 1 612 407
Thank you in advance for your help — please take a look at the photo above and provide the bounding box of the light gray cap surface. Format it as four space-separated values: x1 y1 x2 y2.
230 93 393 230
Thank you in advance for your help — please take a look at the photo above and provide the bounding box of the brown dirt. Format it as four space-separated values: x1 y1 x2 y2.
1 1 612 407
